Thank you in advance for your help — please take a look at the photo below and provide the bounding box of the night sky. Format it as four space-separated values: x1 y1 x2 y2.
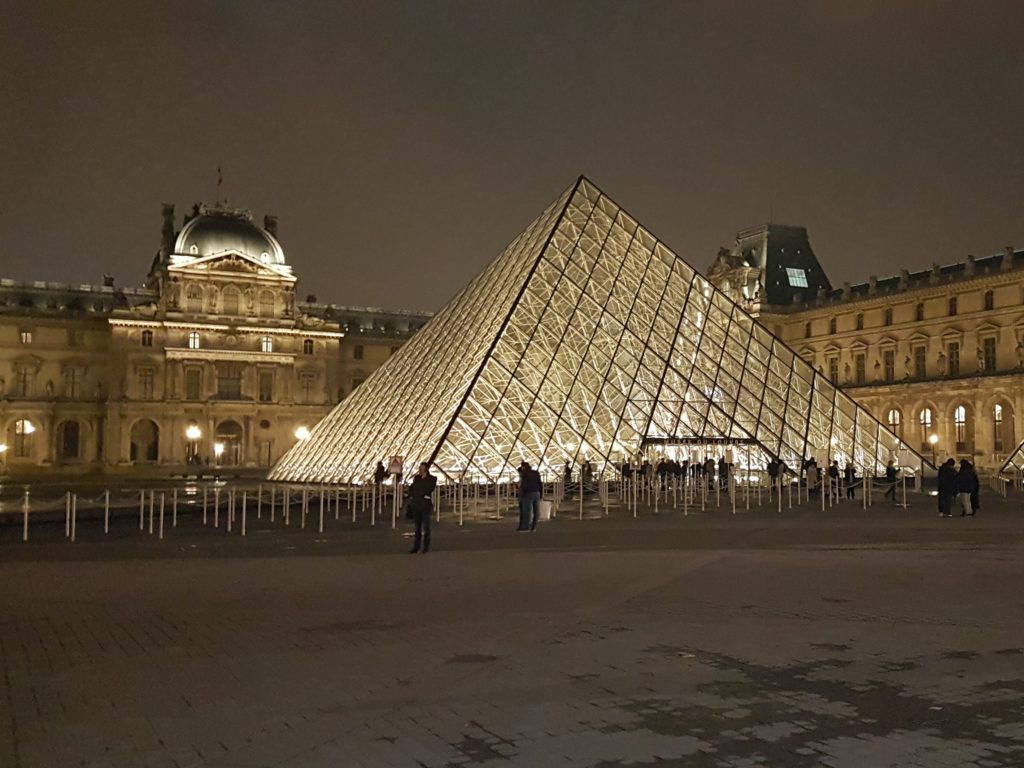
2 1 1022 313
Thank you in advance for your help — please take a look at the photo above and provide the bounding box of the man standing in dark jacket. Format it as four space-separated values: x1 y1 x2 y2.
517 461 543 531
937 458 957 517
957 459 980 517
408 462 437 553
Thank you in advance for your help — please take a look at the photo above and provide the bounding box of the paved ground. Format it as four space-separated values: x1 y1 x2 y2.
1 490 1023 767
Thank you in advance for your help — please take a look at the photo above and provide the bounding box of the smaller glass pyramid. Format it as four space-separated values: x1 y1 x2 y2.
270 177 928 484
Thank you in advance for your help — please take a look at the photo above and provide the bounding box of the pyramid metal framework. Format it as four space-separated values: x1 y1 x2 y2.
998 440 1024 476
270 177 927 484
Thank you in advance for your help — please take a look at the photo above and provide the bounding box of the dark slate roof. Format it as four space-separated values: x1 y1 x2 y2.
732 224 832 305
0 279 155 317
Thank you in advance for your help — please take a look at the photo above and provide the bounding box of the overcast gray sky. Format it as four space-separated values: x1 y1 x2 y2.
2 1 1022 312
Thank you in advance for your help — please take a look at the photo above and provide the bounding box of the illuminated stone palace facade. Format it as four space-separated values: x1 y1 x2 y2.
709 225 1023 472
0 203 429 476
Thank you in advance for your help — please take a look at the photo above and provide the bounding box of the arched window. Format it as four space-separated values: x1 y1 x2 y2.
919 407 933 451
14 419 35 457
994 403 1005 451
259 290 275 318
887 408 902 437
185 284 203 313
222 286 240 316
303 338 314 355
954 405 967 450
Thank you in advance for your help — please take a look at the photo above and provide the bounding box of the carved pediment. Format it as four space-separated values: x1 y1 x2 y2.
13 354 43 370
168 251 296 282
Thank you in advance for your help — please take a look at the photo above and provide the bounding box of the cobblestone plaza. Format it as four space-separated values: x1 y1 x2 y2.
1 495 1023 767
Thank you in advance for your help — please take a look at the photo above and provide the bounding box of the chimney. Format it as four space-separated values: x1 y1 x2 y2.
898 269 909 290
102 274 115 287
842 281 851 300
264 214 278 237
306 294 317 303
161 203 175 256
929 263 941 284
964 255 975 276
1002 246 1014 271
868 276 877 296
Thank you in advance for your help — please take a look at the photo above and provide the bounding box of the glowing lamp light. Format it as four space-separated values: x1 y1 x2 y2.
928 434 939 446
0 444 7 454
294 426 311 441
185 425 202 441
213 442 225 458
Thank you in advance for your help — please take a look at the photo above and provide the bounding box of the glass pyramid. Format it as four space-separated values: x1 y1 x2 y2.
270 177 927 484
999 440 1024 476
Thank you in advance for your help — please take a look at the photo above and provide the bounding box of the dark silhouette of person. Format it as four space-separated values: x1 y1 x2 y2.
883 460 899 502
408 462 437 554
956 459 979 516
844 462 857 499
937 458 957 517
517 461 543 531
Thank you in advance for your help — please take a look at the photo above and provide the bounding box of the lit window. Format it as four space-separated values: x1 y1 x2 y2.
785 268 808 287
261 336 273 353
887 408 902 437
141 330 153 347
19 330 32 345
188 332 200 350
303 338 314 355
954 404 967 449
994 403 1004 451
14 419 35 457
919 407 933 451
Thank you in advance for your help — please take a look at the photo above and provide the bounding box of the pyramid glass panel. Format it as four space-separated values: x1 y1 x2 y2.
270 177 929 484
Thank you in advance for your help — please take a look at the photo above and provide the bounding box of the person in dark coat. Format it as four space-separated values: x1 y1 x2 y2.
937 458 957 517
844 462 857 500
956 459 980 517
373 461 387 486
883 460 899 502
517 461 543 531
407 462 437 553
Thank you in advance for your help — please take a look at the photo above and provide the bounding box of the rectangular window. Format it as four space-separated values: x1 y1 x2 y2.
217 365 242 400
883 308 893 326
67 329 83 347
827 357 839 382
829 317 836 334
258 371 273 402
19 330 32 345
983 337 996 372
984 290 994 311
299 372 316 403
948 341 960 376
855 313 864 331
915 303 924 322
785 268 808 287
141 330 153 347
353 344 364 360
188 332 201 350
303 338 314 355
948 296 958 316
63 368 81 399
855 353 866 385
15 368 32 397
185 368 202 401
913 346 927 379
883 350 895 382
138 368 155 400
260 336 273 353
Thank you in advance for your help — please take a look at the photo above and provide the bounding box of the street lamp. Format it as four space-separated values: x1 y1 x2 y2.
928 433 939 466
294 426 311 441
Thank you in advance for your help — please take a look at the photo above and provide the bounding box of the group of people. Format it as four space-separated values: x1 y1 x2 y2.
620 456 736 491
936 458 980 517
